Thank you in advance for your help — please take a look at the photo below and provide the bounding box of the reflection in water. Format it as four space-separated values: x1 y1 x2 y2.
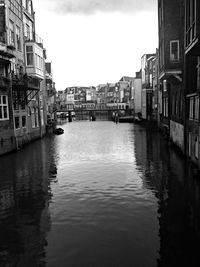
134 126 200 266
0 121 200 266
0 138 57 266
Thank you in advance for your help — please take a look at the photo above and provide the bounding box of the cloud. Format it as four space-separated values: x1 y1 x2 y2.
41 0 156 15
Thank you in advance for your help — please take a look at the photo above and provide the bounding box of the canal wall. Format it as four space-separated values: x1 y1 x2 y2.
0 126 46 156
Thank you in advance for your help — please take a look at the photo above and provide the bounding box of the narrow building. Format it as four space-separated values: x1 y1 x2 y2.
141 53 156 121
132 71 142 118
46 62 57 129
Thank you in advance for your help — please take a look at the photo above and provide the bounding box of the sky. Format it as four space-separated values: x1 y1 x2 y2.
33 0 158 90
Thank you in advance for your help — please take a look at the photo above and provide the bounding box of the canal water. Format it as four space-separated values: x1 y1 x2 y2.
0 121 200 267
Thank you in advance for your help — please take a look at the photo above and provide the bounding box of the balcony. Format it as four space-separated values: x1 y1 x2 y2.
12 74 41 91
0 75 10 89
24 32 43 48
0 33 15 59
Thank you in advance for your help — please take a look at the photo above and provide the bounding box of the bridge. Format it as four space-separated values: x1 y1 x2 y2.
56 105 133 121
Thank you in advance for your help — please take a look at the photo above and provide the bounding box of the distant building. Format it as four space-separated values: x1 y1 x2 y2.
133 71 142 116
45 62 56 126
118 76 134 106
141 53 156 120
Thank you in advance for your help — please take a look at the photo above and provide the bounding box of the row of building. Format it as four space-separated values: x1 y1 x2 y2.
57 76 135 112
0 0 56 156
132 0 200 168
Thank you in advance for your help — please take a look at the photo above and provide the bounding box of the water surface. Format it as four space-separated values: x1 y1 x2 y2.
0 121 200 267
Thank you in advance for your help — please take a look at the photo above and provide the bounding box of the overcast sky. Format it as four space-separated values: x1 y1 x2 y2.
34 0 158 90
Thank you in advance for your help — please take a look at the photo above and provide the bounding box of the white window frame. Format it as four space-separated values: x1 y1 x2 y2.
170 40 180 62
0 95 9 121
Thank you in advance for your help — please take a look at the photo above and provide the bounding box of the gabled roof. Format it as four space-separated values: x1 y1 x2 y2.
98 86 107 93
119 76 135 82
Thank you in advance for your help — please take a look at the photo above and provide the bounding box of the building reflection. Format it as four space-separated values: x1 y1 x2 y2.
0 136 57 266
133 124 200 266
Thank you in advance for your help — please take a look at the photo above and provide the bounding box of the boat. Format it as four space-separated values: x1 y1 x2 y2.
54 128 64 135
119 116 133 123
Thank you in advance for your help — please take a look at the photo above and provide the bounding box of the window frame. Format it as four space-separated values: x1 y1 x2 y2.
8 20 15 47
0 95 9 121
189 97 194 120
26 45 34 66
22 115 26 128
170 40 180 62
16 25 21 51
14 116 20 129
194 96 199 121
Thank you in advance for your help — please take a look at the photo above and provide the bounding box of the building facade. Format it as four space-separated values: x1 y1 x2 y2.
184 0 200 165
158 0 185 152
0 0 50 155
141 53 156 120
132 71 142 116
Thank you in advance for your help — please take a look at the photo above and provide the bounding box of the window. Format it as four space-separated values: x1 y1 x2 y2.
197 57 200 90
22 116 26 127
189 97 194 120
16 26 21 51
158 0 163 26
8 20 15 47
15 116 20 129
0 95 9 120
170 40 179 62
163 98 168 117
26 45 33 65
23 0 27 8
194 96 199 121
195 136 199 159
163 80 167 92
28 1 32 14
31 107 39 128
185 0 196 47
9 0 21 18
23 16 33 40
159 40 164 69
0 64 5 76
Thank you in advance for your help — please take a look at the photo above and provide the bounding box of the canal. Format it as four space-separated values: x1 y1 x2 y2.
0 121 200 267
